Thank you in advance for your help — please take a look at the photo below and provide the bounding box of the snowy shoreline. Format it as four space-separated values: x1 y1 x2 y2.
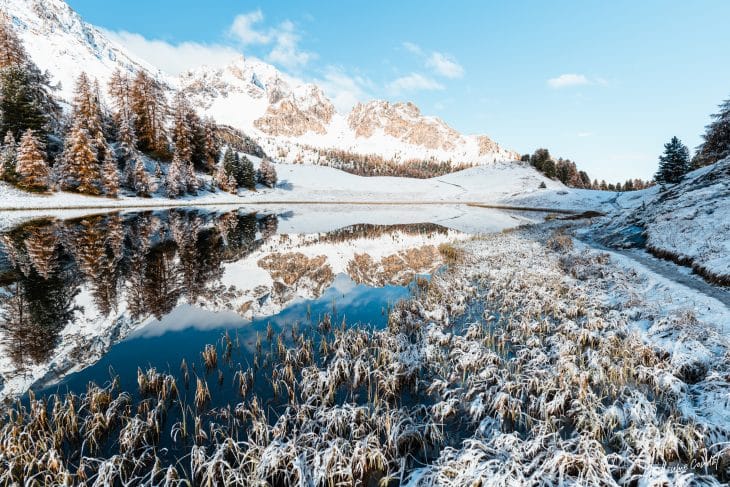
0 162 620 214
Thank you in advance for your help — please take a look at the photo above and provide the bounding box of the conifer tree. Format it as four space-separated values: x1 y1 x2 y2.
185 159 198 194
0 14 27 68
203 118 220 173
222 148 236 184
70 72 107 159
0 16 60 139
61 125 100 194
233 152 243 185
165 153 186 198
0 65 48 140
107 68 138 165
101 151 119 197
15 129 49 191
1 130 16 182
170 94 198 194
226 173 237 193
186 110 207 171
530 148 551 172
541 159 556 179
655 136 690 185
130 70 169 158
694 97 730 168
214 166 235 193
133 157 152 197
240 155 256 190
257 157 277 188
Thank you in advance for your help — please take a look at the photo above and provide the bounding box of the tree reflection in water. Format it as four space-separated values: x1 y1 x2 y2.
0 210 453 374
0 210 275 368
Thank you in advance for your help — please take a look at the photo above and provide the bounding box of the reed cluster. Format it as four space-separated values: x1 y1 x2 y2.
1 224 727 485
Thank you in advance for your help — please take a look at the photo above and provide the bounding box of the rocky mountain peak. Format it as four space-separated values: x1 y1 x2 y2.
347 100 464 151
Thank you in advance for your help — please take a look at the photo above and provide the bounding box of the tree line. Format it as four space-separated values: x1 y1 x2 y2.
525 93 730 191
0 17 276 198
652 96 730 185
522 149 652 192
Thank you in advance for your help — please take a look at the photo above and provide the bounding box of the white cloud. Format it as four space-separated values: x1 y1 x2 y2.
387 73 444 96
426 52 464 79
547 73 590 89
577 131 594 137
102 29 240 75
402 42 464 79
315 66 373 113
228 10 270 45
266 20 315 70
402 41 423 55
228 12 314 71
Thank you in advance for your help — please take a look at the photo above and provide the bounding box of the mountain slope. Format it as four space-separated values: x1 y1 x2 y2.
596 157 730 285
179 58 519 164
1 0 519 168
0 0 165 103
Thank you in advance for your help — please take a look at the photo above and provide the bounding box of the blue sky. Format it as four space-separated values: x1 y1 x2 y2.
68 0 730 181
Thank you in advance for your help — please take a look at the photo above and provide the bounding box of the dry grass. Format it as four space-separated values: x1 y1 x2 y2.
0 225 727 485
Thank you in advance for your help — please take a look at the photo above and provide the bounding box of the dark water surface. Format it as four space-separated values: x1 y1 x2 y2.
0 207 474 400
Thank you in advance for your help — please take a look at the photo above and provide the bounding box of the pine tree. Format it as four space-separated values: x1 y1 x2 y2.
1 130 16 182
61 125 100 194
655 136 690 185
226 173 237 193
530 148 551 172
0 14 27 68
214 166 235 193
130 71 169 158
240 155 256 190
165 153 186 198
70 72 106 159
15 129 49 191
186 160 198 194
101 151 119 197
233 152 244 185
170 94 198 194
257 158 277 188
133 157 152 197
541 159 556 179
203 118 220 173
107 69 138 167
0 16 60 138
222 147 236 184
694 98 730 168
187 110 207 172
0 65 48 140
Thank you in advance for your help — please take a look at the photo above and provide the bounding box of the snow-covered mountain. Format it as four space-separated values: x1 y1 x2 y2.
179 58 520 164
1 0 520 167
0 0 166 103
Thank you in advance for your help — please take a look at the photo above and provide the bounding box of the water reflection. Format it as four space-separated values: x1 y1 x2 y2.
0 209 465 398
0 211 270 369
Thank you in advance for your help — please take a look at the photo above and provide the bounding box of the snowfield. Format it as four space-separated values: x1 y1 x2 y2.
0 160 620 217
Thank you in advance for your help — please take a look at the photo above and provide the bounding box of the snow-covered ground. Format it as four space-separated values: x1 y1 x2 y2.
592 157 730 285
0 161 618 215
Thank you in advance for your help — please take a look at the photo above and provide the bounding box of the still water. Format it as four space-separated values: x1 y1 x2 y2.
0 205 534 400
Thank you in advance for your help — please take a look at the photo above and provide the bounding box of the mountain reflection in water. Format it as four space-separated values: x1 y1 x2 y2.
0 208 464 398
